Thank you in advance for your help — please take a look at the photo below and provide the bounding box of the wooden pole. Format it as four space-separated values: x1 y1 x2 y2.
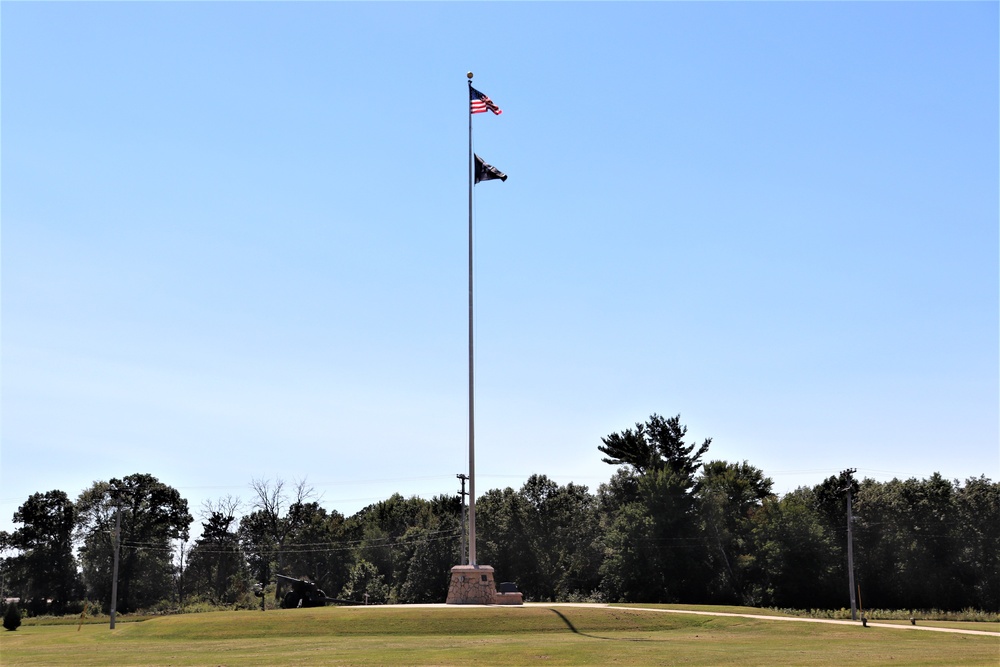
110 507 121 630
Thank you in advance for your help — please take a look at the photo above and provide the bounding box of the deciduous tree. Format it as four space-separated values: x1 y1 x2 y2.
76 474 191 613
750 487 840 608
184 496 246 605
696 461 773 604
7 490 80 614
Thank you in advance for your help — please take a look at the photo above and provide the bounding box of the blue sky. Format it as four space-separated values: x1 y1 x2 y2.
2 2 997 535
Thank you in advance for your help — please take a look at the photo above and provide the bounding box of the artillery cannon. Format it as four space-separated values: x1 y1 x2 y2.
275 574 357 608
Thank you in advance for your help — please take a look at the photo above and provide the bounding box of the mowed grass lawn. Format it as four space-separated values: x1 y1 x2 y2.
2 604 997 666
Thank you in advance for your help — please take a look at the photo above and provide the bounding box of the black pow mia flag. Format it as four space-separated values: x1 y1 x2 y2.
474 154 507 184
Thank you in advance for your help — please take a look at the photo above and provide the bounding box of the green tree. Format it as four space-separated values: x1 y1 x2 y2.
240 478 317 603
599 467 701 602
597 468 641 516
343 492 456 602
184 497 247 605
598 415 712 602
282 501 349 601
954 476 1000 611
238 509 277 601
397 523 459 603
392 494 461 603
599 414 710 487
750 487 840 608
853 477 914 610
0 531 13 602
535 479 603 600
807 470 858 608
478 476 602 601
638 466 702 601
340 558 389 604
854 474 966 610
814 470 859 531
475 487 535 594
599 501 658 602
6 490 80 614
696 461 773 605
76 474 192 613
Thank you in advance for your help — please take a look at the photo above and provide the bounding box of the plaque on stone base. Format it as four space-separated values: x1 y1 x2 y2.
445 564 496 605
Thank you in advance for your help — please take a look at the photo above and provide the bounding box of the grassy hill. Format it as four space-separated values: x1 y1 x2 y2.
2 604 997 666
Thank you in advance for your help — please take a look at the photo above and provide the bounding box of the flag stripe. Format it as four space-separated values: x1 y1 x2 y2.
470 86 502 115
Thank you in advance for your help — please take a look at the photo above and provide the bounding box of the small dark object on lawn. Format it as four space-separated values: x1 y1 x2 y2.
910 617 916 625
3 602 21 631
861 616 868 627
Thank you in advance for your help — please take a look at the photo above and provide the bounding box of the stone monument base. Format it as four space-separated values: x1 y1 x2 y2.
445 565 496 605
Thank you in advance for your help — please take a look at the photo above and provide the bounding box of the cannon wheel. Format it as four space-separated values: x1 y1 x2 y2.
282 591 301 609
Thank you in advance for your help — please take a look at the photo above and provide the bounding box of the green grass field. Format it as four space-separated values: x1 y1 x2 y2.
2 604 997 666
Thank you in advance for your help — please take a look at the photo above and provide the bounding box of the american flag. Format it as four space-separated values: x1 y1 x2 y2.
470 86 502 115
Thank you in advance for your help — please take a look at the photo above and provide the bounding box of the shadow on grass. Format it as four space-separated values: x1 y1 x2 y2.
547 608 658 642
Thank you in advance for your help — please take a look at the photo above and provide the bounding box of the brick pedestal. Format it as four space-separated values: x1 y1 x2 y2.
445 565 496 605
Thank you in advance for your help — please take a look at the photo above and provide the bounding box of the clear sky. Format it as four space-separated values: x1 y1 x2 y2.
2 2 997 536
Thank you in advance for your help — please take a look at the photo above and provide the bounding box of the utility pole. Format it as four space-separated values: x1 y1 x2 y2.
110 506 121 630
457 474 469 565
840 468 858 622
178 541 185 610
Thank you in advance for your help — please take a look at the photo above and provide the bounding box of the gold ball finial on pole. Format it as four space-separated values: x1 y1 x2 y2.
467 71 474 79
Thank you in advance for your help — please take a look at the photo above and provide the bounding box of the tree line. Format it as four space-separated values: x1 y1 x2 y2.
2 414 997 615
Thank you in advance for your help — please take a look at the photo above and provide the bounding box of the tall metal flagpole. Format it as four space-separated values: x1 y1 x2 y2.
466 71 477 567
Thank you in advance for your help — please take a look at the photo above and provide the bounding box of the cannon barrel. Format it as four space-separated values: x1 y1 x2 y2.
324 597 359 606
